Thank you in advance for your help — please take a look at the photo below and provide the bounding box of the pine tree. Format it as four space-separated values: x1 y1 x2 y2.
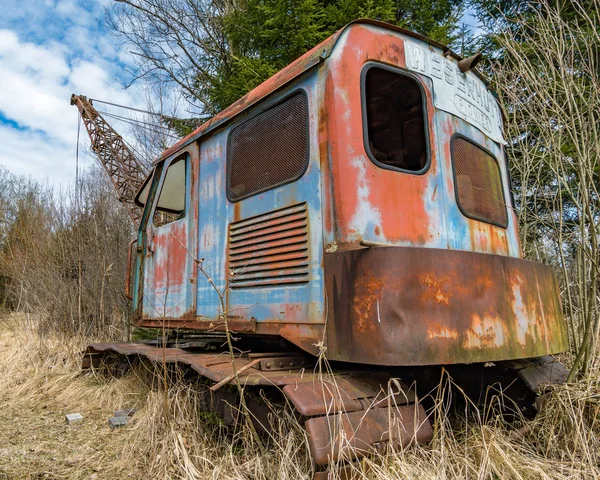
206 0 464 115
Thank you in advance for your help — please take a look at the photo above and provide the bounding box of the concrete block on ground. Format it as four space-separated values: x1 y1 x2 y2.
108 416 129 429
65 413 84 424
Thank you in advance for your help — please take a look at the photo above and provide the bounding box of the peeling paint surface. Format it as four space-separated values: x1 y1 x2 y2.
324 246 567 366
141 150 197 320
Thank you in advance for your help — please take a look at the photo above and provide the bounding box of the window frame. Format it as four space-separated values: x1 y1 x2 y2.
151 154 189 228
450 134 508 229
502 145 516 211
360 62 432 176
225 89 310 203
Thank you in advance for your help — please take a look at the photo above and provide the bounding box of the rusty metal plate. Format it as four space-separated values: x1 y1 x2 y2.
305 403 433 465
136 318 257 333
258 355 312 371
324 246 568 366
518 361 568 393
85 343 324 387
283 374 414 416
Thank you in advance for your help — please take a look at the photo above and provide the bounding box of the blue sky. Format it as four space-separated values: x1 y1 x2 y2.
0 0 148 187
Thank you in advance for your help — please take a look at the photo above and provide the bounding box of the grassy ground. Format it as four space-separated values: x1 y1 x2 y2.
1 314 599 479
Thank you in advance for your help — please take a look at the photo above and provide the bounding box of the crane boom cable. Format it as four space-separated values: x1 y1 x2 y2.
98 110 181 139
88 97 183 120
75 108 81 207
94 111 177 165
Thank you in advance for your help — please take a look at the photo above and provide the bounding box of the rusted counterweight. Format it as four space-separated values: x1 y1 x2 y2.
324 246 567 366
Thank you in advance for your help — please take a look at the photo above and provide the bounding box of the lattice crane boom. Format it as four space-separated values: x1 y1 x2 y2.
70 94 148 227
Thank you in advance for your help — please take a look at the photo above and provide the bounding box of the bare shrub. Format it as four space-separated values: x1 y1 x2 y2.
0 166 133 338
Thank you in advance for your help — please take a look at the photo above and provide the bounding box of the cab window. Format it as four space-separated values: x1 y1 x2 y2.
153 157 187 227
363 66 428 173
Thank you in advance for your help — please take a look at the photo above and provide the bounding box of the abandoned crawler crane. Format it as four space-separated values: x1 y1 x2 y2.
78 20 568 477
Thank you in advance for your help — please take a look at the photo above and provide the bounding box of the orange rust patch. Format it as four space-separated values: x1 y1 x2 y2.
420 274 450 305
352 275 384 333
325 25 439 244
427 323 458 340
463 313 506 349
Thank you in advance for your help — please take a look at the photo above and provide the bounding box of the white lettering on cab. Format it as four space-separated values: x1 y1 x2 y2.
404 39 505 144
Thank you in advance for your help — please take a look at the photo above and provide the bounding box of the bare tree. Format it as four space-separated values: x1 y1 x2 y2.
108 0 233 117
493 0 600 379
0 166 133 337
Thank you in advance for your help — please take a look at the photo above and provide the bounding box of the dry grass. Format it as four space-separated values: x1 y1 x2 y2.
0 314 599 480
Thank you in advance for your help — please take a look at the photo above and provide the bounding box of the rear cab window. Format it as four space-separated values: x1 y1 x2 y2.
362 65 429 173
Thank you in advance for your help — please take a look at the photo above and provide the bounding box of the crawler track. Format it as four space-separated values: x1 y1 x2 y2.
83 342 567 478
83 341 433 477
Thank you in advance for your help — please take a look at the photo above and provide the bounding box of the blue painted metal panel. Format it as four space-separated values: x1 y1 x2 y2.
196 71 325 325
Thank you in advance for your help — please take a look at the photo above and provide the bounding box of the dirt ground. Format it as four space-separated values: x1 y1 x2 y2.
0 318 147 480
0 400 134 479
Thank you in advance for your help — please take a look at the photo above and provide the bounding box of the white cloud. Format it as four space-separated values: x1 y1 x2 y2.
0 2 148 188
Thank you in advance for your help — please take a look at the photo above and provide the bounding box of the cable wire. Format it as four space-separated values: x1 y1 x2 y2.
89 97 181 120
75 109 81 206
97 109 180 135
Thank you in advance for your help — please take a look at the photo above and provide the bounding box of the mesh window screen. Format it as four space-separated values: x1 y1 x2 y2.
453 137 508 227
227 93 309 201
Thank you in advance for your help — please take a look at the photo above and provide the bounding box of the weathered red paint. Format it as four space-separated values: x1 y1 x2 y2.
305 403 432 464
321 24 445 248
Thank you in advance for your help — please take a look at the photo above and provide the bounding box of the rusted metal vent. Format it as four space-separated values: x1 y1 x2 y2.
452 137 508 227
227 92 309 201
228 203 309 288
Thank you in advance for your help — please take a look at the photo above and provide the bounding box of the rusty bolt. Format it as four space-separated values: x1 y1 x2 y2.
278 361 284 368
289 361 295 367
265 362 271 369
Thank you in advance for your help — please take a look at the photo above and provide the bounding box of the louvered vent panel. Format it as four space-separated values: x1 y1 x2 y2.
228 203 309 288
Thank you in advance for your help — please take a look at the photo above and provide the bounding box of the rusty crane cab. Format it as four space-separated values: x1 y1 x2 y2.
90 19 568 472
131 19 567 366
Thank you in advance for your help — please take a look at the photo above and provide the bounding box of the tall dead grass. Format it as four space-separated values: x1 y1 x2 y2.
1 313 598 480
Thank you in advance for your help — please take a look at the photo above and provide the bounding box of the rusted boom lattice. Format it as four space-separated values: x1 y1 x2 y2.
70 94 147 226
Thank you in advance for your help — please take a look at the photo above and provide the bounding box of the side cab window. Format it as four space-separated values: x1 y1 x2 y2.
151 157 188 228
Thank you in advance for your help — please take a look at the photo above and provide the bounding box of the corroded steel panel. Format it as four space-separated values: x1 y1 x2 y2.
305 404 433 465
319 23 447 251
436 112 521 257
282 375 414 416
324 247 568 366
193 73 325 326
319 22 520 258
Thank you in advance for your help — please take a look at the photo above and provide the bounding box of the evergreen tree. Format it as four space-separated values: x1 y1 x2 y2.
109 0 465 132
211 0 463 111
